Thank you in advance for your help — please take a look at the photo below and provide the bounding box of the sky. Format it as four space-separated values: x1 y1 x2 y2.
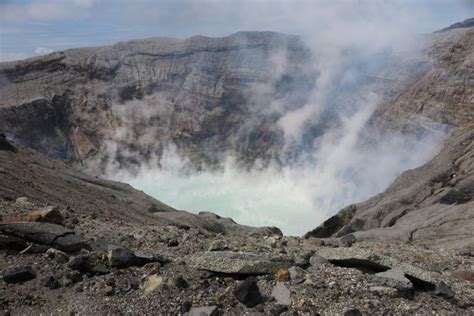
0 0 473 62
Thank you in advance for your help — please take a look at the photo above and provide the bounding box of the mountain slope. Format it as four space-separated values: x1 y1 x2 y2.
305 123 474 250
0 135 279 236
0 32 314 170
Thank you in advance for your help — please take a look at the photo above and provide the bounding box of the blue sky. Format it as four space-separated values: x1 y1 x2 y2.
1 0 473 61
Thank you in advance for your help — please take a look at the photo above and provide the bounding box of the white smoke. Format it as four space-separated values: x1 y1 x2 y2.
99 2 448 235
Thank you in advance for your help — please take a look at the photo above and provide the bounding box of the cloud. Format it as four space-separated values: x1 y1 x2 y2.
0 0 99 22
34 47 53 55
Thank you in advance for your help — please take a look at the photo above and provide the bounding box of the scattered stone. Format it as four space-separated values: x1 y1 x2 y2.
108 247 138 268
313 238 324 247
42 275 61 289
234 276 264 308
180 301 192 313
375 268 413 292
288 266 305 285
103 285 115 296
309 253 329 268
369 286 399 297
0 235 27 251
208 240 227 251
270 304 289 315
3 266 36 284
134 251 171 265
174 276 189 289
143 274 163 294
265 236 277 248
6 206 65 226
276 268 290 282
0 222 89 252
344 309 363 316
0 134 17 152
317 247 438 285
435 281 455 299
67 253 110 275
339 234 356 247
45 248 69 264
167 238 179 247
187 251 293 275
294 251 313 268
271 282 291 306
186 306 218 316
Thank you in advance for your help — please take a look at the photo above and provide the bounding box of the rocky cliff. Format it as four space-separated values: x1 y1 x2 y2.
305 25 474 251
0 32 315 170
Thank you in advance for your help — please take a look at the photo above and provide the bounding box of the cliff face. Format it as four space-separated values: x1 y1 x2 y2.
0 32 315 170
368 27 474 135
305 26 474 250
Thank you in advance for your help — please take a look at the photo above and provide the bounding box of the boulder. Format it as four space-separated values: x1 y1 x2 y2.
375 268 413 292
67 253 110 275
317 247 438 287
6 206 65 226
339 234 356 247
187 251 293 275
186 306 218 316
0 222 88 252
271 282 291 306
208 240 227 251
45 248 69 264
233 276 264 308
276 268 290 282
309 253 329 268
107 247 138 268
435 281 455 299
3 266 36 284
0 134 17 152
0 235 27 251
143 274 163 294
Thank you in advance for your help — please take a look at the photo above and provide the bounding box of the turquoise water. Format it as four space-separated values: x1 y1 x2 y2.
124 163 323 236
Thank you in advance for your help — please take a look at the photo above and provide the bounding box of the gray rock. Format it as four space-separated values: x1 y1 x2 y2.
42 274 61 289
271 282 291 306
0 222 88 252
309 253 329 268
45 248 69 264
186 306 218 316
233 276 263 308
208 240 227 251
435 281 455 299
187 251 293 274
67 253 110 275
3 266 36 284
108 247 138 268
0 235 27 251
344 309 363 316
375 268 413 292
288 266 305 285
339 234 356 247
317 247 438 286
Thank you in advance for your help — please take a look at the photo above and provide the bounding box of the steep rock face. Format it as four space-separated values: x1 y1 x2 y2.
368 27 473 135
305 26 474 250
305 122 474 250
0 32 314 169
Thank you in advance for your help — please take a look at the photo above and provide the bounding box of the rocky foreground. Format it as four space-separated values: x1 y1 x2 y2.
1 138 474 315
1 199 473 315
